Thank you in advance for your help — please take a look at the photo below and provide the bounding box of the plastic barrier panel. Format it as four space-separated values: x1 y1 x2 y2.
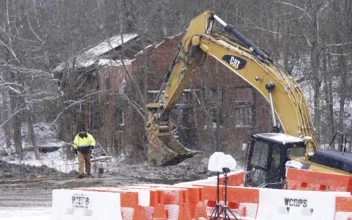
219 171 245 187
187 187 207 219
72 187 151 220
201 185 259 219
286 168 352 192
150 189 167 220
335 196 352 220
174 176 218 186
256 188 350 220
50 189 122 220
134 184 207 220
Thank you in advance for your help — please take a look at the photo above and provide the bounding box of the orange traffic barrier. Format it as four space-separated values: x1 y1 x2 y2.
150 189 167 220
219 171 245 187
120 191 146 220
162 188 191 220
188 187 207 219
335 196 352 220
286 168 352 193
336 196 352 212
201 185 259 219
136 184 207 220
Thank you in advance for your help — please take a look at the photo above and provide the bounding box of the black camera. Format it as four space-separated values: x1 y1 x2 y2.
222 167 230 174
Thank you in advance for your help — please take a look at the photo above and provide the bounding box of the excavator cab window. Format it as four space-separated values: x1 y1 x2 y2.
249 140 269 187
245 134 302 188
287 145 305 158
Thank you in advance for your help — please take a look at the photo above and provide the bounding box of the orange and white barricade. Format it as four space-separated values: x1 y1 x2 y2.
286 168 352 193
50 189 122 220
72 187 151 220
133 184 207 220
335 196 352 220
203 185 259 219
50 169 352 220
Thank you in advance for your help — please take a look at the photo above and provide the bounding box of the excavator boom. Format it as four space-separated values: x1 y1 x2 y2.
146 11 318 166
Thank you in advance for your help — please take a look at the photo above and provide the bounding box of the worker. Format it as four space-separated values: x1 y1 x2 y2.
271 153 280 169
73 127 96 178
271 146 281 170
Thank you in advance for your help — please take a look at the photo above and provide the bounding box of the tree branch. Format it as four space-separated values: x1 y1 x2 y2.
275 1 312 20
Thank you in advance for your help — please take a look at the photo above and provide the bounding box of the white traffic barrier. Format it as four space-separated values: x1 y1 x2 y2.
334 212 352 220
335 212 352 220
137 189 150 206
175 171 242 187
50 189 122 220
256 188 350 220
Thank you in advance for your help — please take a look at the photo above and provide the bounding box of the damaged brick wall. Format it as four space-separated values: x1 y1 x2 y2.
95 34 271 162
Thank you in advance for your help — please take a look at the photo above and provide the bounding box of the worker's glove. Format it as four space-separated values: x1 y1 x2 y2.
88 146 94 153
74 149 78 155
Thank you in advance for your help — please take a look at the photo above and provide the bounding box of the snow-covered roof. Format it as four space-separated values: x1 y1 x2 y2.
254 133 304 144
85 34 138 58
97 59 134 67
53 34 138 72
134 32 183 57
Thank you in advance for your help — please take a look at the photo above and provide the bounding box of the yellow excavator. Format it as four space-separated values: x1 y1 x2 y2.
146 11 352 187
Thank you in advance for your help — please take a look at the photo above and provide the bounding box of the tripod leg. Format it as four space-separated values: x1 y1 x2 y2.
222 207 239 220
209 203 222 219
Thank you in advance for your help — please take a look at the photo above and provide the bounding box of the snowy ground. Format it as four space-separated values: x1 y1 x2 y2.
0 123 217 219
0 207 50 219
0 150 211 219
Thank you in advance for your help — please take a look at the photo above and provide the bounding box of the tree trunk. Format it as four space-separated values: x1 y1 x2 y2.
12 103 23 159
27 110 40 160
1 91 12 149
337 50 347 151
322 50 334 145
311 40 321 143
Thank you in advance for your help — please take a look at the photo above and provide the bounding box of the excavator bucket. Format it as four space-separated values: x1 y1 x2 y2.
147 131 198 166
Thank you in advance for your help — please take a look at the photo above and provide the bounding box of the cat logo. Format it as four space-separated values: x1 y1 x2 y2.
222 55 247 70
230 56 241 69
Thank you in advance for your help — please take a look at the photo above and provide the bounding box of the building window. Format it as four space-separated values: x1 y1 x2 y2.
235 101 253 127
117 105 124 126
91 95 99 130
104 71 110 90
204 88 224 126
147 89 194 129
147 89 195 106
116 93 124 130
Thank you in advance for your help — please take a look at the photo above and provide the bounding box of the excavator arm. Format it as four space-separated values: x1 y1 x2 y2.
146 11 318 166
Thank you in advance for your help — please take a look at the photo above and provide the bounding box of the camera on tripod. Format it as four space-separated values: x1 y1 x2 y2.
208 152 239 220
207 152 237 173
222 167 230 174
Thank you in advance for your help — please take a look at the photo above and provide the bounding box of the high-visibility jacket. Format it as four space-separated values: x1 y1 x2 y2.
73 133 96 149
272 153 280 168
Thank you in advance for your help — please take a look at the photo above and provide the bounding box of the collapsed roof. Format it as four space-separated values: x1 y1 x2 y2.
53 34 139 72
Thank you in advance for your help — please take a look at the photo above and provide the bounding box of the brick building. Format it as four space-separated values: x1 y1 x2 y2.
55 33 272 162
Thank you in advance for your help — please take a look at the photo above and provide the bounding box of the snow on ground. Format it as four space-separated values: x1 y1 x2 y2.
0 123 217 220
0 123 77 174
4 149 76 173
0 207 50 219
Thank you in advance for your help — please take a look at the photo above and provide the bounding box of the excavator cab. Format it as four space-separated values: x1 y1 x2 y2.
245 133 306 188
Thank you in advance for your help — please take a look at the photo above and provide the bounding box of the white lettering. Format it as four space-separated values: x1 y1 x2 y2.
229 56 241 69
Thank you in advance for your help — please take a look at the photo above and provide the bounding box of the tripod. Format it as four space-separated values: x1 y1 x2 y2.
209 172 221 219
209 168 239 220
